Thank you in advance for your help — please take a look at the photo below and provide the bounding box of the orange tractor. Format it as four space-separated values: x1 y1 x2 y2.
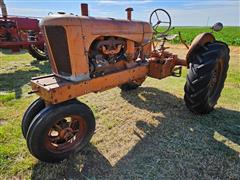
22 4 230 162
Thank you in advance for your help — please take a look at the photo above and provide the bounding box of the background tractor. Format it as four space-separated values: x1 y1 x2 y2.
22 4 230 163
0 0 47 60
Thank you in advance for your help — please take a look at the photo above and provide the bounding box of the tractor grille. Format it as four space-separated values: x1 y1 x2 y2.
45 26 72 76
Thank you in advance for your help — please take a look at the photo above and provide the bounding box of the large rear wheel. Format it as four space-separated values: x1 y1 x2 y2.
184 41 230 114
26 100 95 163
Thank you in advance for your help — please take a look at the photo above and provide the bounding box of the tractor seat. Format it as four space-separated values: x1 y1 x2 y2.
155 34 178 41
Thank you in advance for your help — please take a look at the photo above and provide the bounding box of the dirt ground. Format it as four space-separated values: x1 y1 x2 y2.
168 43 240 59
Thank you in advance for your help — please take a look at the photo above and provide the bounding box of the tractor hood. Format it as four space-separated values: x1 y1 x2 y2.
41 14 153 44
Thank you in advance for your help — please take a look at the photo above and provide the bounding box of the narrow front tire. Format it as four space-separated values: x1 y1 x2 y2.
26 100 96 163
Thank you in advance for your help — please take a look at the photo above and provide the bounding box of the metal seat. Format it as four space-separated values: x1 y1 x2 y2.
155 34 178 41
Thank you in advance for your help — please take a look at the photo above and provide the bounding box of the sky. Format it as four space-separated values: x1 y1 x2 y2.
1 0 240 26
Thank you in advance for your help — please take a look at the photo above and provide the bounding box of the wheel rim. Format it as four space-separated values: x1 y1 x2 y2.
209 60 223 100
45 115 87 153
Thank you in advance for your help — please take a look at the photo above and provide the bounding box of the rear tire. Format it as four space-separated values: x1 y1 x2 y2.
184 41 230 114
119 77 146 91
28 44 48 61
26 100 95 163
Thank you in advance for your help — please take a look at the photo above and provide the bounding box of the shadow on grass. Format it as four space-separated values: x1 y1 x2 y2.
0 60 50 99
0 48 27 55
31 87 240 179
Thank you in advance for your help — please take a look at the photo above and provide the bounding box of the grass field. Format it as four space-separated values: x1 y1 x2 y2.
0 35 240 178
159 26 240 46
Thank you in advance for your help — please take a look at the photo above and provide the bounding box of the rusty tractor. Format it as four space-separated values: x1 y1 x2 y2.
22 4 230 162
0 0 47 60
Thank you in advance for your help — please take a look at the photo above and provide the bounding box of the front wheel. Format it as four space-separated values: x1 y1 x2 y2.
22 98 45 139
26 100 96 163
184 41 230 114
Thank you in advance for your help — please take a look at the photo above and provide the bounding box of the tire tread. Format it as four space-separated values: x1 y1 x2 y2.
184 41 230 114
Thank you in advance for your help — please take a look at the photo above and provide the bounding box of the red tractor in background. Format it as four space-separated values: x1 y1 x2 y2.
0 0 47 60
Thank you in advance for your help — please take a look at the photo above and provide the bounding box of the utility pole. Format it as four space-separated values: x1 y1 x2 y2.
207 16 210 26
0 0 8 18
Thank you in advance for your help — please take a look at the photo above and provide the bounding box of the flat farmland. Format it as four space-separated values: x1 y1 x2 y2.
159 26 240 46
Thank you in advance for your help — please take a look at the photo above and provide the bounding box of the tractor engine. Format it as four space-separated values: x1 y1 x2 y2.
88 37 127 77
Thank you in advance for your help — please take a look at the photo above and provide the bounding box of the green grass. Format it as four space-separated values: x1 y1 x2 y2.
0 45 240 179
157 26 240 46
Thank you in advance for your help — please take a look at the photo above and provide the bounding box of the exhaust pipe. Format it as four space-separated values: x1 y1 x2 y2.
125 7 133 21
81 3 88 16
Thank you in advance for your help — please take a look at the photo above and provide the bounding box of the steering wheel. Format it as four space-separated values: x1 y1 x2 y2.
150 9 171 34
